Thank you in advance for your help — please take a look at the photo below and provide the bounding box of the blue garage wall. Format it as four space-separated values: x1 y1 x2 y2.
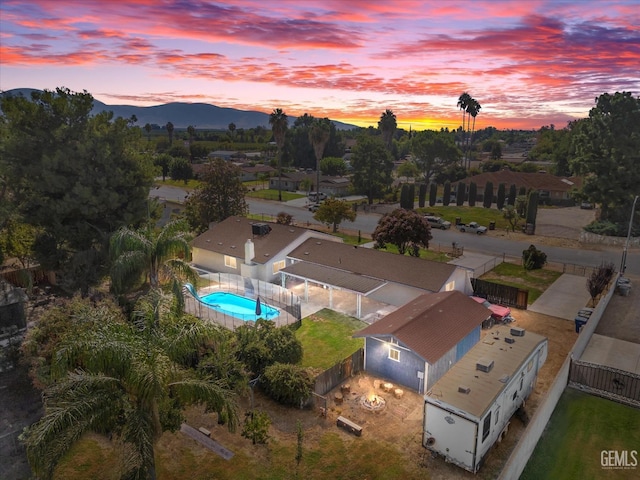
456 326 481 361
364 337 425 392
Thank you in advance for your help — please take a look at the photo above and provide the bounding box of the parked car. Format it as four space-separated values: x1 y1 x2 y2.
308 192 327 202
471 296 513 323
457 221 488 234
580 202 593 209
425 215 452 230
309 203 322 212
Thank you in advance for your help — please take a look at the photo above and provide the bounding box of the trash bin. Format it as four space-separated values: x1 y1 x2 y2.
575 316 589 333
455 217 461 225
489 221 495 230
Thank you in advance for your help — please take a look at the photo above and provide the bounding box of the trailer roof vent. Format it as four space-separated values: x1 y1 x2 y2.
505 337 515 344
476 358 494 373
458 385 471 394
510 327 525 337
499 374 510 383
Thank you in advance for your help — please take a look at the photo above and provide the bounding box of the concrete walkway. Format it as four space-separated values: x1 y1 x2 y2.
528 274 591 320
579 334 640 374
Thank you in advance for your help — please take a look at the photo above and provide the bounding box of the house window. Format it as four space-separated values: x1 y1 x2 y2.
389 347 400 362
224 255 237 269
495 407 500 425
272 260 286 274
445 281 455 291
482 412 492 442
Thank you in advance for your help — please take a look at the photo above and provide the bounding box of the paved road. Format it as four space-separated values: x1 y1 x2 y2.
151 186 640 276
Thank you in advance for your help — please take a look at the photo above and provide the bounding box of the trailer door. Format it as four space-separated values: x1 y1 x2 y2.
425 403 477 472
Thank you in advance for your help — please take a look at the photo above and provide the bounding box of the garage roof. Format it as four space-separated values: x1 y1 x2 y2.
281 262 386 294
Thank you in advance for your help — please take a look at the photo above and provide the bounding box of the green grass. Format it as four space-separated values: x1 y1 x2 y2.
295 309 367 369
418 205 510 230
246 188 306 201
521 388 640 480
154 178 200 189
375 244 453 263
479 261 562 304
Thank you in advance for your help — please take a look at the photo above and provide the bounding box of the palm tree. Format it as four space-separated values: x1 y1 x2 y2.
269 109 288 201
187 125 196 146
110 220 197 311
144 123 152 142
166 121 174 146
457 93 472 166
23 290 238 480
466 99 481 169
309 118 331 198
378 109 397 150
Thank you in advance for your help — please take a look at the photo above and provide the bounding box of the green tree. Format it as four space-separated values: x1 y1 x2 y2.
508 184 517 206
418 183 427 208
465 98 481 168
570 92 640 223
276 212 293 225
144 123 152 142
242 410 271 445
320 156 347 176
457 92 472 165
443 181 451 206
411 130 461 181
397 160 420 179
469 181 478 207
526 190 539 225
261 363 313 407
428 182 437 207
351 135 393 204
187 125 196 146
110 220 197 310
372 208 432 256
269 109 289 201
496 183 506 210
309 118 331 196
378 109 397 150
314 198 357 232
169 157 193 184
22 292 238 480
456 182 466 206
522 244 547 270
1 88 153 293
166 121 174 145
184 159 248 233
154 153 172 182
483 181 494 208
503 205 520 232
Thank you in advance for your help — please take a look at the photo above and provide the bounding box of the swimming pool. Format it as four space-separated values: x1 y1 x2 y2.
199 291 280 322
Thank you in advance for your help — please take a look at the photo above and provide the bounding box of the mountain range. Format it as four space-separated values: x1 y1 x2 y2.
1 88 358 131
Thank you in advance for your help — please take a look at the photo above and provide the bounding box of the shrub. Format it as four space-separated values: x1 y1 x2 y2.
261 363 313 406
483 181 494 208
443 181 451 206
456 182 466 206
497 183 506 210
587 262 615 306
522 244 547 270
418 183 427 208
428 182 437 207
241 410 271 445
469 182 477 207
276 212 293 225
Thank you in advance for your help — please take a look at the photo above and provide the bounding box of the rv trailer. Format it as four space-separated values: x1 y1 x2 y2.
423 326 547 473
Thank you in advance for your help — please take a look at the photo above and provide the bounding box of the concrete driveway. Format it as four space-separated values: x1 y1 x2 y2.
528 274 591 320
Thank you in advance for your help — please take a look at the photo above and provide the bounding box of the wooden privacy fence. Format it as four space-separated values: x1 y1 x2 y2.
471 278 528 309
569 359 640 408
313 349 364 396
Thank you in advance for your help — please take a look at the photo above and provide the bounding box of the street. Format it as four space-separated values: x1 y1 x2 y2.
152 185 639 276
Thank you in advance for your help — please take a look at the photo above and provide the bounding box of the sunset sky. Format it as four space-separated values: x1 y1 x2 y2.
1 0 639 130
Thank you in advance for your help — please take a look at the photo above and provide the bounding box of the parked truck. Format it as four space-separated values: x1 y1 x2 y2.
423 327 548 474
457 221 487 234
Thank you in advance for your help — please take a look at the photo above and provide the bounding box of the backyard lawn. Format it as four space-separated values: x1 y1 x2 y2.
521 388 640 480
479 261 562 304
295 309 367 370
246 188 305 201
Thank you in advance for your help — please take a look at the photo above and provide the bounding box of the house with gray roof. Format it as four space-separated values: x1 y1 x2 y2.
191 216 338 282
353 291 491 393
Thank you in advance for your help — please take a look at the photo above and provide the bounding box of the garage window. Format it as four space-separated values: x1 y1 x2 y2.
272 260 286 274
224 255 237 269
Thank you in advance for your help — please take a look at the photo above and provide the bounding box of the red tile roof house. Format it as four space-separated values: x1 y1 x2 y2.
353 291 491 394
281 239 474 320
458 171 583 206
191 216 339 283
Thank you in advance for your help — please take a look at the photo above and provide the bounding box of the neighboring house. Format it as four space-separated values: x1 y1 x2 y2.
269 172 352 196
281 239 473 318
459 171 583 205
0 279 28 339
424 327 548 473
353 291 492 393
208 150 245 161
269 171 315 192
191 216 339 282
321 176 352 197
237 164 275 182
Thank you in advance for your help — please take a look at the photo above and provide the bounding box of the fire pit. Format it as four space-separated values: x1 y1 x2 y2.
360 393 386 412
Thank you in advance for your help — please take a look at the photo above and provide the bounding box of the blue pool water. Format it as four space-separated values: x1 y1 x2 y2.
199 291 280 321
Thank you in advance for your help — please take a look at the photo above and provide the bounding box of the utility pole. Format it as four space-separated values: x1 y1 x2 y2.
620 195 639 275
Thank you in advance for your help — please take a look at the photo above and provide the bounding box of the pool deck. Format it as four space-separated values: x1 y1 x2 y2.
184 284 300 330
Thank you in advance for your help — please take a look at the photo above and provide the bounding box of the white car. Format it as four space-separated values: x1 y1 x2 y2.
425 215 452 230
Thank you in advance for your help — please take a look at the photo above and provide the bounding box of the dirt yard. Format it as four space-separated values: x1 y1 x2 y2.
175 309 577 480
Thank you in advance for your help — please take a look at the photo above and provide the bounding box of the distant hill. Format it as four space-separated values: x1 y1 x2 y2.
1 88 358 131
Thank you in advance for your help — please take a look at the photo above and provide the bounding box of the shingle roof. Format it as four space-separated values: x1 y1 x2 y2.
354 291 491 364
460 171 579 192
287 239 458 292
426 327 547 418
191 216 338 264
280 262 386 294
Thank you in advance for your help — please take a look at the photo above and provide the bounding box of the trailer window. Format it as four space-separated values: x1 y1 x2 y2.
389 347 400 362
482 412 491 442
